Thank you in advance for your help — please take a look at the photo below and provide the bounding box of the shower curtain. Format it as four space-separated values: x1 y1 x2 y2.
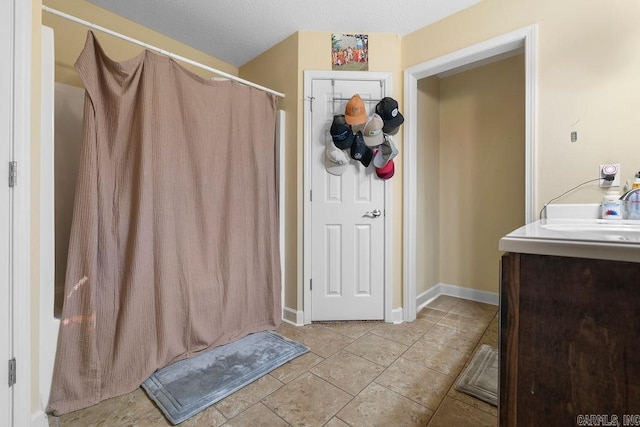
47 32 281 415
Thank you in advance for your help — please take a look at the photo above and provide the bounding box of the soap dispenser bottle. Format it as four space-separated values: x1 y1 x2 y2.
627 171 640 219
602 190 622 219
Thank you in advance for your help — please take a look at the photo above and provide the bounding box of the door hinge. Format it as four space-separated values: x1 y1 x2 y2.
9 161 17 187
308 96 315 112
310 190 312 202
8 358 16 387
310 279 312 291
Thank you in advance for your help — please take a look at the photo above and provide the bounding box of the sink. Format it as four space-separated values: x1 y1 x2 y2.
499 210 640 263
540 219 640 242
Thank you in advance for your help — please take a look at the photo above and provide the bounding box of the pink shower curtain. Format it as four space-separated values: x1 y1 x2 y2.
47 32 281 415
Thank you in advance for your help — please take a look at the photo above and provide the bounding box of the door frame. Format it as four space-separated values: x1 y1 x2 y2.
3 0 33 424
402 25 538 322
303 70 394 324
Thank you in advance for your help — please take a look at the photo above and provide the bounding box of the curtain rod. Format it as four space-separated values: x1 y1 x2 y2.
42 6 285 98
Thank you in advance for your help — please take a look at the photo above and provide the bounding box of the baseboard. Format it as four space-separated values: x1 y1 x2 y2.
282 306 304 326
31 410 49 427
417 283 499 312
439 283 499 305
416 284 444 312
391 307 403 324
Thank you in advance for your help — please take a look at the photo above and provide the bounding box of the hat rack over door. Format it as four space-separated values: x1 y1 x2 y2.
328 78 385 115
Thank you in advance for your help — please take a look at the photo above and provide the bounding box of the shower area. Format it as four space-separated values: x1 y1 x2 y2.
39 25 286 413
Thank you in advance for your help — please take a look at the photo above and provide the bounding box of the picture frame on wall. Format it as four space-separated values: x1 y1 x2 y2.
331 34 368 71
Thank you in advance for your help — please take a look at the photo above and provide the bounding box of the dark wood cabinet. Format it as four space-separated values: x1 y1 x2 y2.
500 253 640 426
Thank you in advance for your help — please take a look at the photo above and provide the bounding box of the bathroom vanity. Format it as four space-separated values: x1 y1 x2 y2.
498 218 640 426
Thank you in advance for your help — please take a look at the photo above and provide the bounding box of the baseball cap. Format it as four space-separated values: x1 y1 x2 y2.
350 131 373 167
372 134 399 168
362 114 385 147
345 94 367 125
375 97 404 135
329 115 354 149
375 158 395 180
325 142 350 175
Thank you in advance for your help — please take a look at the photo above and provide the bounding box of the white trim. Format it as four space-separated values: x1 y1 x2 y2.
391 307 404 325
416 286 443 311
13 0 33 424
39 26 59 414
439 283 499 306
303 70 393 324
383 178 393 324
31 410 48 427
417 284 499 313
403 25 537 322
282 306 304 326
276 110 286 321
41 6 284 98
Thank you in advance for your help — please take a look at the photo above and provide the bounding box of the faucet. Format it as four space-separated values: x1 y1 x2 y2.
620 188 640 201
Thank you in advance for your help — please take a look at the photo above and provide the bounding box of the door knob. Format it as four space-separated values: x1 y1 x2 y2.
365 209 381 218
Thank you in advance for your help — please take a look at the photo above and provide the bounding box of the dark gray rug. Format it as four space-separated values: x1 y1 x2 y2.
454 344 498 407
141 331 308 424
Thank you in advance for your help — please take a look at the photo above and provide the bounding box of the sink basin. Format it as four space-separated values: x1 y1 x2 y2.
500 213 640 263
540 219 640 242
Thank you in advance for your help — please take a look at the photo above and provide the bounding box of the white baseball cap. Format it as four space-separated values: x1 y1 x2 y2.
325 142 350 175
372 134 398 168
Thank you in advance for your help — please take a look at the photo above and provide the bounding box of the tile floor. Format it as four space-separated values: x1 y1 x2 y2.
48 295 499 426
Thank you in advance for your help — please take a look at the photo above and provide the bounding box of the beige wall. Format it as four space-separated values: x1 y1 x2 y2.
403 0 640 211
416 77 441 295
240 33 299 309
438 55 525 293
415 56 525 296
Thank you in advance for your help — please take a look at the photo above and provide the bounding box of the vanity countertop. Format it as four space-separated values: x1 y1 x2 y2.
499 218 640 263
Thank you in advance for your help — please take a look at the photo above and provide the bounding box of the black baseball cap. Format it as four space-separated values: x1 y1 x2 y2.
375 97 404 134
350 131 373 167
330 115 354 149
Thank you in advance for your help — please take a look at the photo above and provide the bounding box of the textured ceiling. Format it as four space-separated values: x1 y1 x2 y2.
87 0 481 67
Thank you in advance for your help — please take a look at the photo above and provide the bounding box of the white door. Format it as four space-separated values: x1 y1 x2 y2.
309 77 386 321
1 0 14 422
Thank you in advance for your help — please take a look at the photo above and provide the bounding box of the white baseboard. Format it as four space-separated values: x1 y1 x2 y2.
416 285 444 312
417 283 499 313
282 306 304 326
391 307 403 324
31 410 49 427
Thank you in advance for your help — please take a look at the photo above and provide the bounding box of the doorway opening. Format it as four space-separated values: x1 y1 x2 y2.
403 25 537 322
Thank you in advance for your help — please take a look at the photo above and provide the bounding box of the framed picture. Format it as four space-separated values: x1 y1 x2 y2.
331 34 368 71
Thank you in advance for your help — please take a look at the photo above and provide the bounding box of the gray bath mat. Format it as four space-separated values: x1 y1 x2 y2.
141 331 308 424
454 344 498 407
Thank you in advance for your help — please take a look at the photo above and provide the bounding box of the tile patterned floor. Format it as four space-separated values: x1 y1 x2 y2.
48 296 499 426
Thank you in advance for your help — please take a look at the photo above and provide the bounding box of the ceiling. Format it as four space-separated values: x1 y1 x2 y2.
87 0 481 67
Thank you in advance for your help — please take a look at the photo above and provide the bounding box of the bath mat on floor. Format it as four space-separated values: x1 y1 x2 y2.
454 344 498 407
141 331 308 425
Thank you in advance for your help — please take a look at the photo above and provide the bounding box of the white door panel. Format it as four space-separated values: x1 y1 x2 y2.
310 78 385 321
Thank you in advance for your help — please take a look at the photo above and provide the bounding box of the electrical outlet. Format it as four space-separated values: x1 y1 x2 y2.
600 163 620 187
